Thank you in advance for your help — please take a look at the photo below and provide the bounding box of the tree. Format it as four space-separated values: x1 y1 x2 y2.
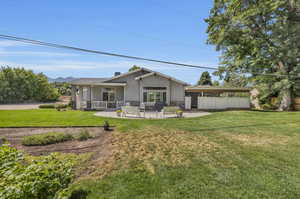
197 71 212 86
206 0 300 111
212 80 220 87
51 82 72 96
0 66 59 103
128 65 141 72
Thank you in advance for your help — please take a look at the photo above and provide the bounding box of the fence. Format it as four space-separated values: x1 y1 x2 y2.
197 97 250 110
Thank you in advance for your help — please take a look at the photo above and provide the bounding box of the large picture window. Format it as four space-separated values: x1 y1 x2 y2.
143 87 167 103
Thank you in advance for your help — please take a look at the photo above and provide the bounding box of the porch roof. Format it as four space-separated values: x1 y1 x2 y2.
70 78 126 86
70 78 109 85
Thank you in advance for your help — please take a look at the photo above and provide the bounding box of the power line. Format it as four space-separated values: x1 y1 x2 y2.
0 34 298 79
0 34 218 70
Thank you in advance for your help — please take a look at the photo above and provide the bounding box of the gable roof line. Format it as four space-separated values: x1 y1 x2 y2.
135 71 189 86
103 67 152 82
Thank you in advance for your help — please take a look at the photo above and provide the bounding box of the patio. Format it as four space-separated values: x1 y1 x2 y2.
94 111 210 119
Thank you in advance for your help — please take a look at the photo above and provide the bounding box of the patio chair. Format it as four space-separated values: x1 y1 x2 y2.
162 106 181 118
121 106 141 118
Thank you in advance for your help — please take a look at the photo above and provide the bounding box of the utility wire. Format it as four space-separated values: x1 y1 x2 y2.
0 34 298 79
0 34 218 70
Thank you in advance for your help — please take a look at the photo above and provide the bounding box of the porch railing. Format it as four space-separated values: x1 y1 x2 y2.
87 101 124 109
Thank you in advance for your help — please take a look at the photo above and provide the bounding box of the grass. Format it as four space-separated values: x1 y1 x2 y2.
2 110 300 198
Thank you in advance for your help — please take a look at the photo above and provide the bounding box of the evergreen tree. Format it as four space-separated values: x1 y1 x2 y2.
197 71 213 86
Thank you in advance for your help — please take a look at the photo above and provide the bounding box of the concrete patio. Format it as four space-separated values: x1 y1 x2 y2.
94 111 211 119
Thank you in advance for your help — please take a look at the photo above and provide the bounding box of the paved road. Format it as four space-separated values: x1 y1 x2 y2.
0 103 51 110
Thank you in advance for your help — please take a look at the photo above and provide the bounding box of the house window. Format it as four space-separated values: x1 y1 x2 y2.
143 87 167 103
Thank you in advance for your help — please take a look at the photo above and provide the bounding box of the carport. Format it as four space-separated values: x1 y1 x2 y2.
185 86 251 110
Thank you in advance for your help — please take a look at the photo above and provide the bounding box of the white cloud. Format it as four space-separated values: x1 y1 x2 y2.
0 60 137 71
0 40 30 47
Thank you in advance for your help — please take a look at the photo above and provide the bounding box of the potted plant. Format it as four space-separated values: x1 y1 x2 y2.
116 110 122 117
176 110 183 118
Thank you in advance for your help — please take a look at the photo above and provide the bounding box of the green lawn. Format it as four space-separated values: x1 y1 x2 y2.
1 110 300 198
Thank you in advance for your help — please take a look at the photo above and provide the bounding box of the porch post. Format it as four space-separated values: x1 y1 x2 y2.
86 86 92 109
123 86 126 105
90 86 93 109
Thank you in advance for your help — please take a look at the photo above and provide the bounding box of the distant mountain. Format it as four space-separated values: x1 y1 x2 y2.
48 76 77 83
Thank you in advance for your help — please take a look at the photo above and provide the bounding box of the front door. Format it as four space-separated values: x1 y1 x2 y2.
102 88 116 108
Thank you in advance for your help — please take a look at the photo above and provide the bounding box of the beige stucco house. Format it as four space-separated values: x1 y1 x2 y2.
70 68 189 110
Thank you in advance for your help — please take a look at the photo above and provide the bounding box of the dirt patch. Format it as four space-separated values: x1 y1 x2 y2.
85 127 218 179
226 134 290 146
0 127 112 156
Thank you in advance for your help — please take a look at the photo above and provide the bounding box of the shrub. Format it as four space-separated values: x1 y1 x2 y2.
39 104 55 109
22 132 74 146
0 144 75 199
56 104 68 111
0 136 7 144
76 130 92 141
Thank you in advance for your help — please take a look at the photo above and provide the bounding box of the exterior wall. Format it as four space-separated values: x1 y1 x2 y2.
197 97 250 110
139 75 171 105
170 81 185 106
107 70 149 104
139 75 185 106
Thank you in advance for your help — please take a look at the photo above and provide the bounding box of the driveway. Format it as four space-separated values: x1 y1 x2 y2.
0 103 51 110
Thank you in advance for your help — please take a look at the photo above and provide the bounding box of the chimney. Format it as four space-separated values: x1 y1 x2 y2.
114 72 121 76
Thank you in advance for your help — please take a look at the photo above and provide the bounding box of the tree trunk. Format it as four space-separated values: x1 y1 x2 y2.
278 88 292 111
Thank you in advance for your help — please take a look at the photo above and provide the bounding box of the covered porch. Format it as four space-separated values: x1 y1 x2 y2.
72 83 126 110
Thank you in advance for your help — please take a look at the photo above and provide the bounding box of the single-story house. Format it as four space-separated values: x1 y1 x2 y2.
70 68 189 110
70 67 252 111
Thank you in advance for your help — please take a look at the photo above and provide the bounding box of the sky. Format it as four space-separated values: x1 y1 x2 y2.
0 0 220 84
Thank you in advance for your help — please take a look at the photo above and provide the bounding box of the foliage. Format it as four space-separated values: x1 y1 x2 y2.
22 132 73 146
128 65 141 72
55 104 69 111
206 0 300 110
76 130 92 141
52 82 72 96
212 80 220 86
197 71 212 86
39 104 56 109
0 66 59 103
0 145 75 199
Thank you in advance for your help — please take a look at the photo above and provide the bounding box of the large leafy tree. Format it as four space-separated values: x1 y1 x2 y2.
0 67 59 103
197 71 213 86
206 0 300 110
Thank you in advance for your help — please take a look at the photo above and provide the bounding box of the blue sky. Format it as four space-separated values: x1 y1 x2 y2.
0 0 220 84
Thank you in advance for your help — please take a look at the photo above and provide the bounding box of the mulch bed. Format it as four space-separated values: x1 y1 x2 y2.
0 127 112 156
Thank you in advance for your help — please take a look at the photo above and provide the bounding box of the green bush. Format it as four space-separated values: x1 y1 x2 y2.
56 104 69 111
76 130 92 141
39 104 56 109
0 144 75 199
22 132 73 146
